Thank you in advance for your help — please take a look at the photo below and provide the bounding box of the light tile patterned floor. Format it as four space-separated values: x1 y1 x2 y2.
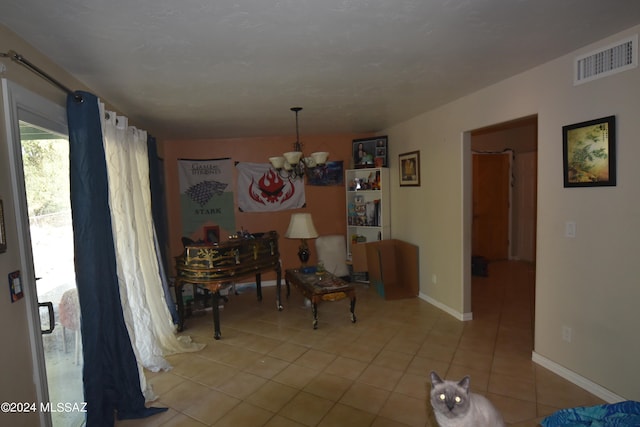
115 261 603 426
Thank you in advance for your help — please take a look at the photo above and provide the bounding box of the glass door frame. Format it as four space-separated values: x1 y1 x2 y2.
2 79 69 427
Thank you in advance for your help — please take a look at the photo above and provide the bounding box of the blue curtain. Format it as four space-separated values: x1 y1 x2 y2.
67 92 167 425
147 135 178 323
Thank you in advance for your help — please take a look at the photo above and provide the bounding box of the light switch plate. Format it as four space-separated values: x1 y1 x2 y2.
565 221 576 238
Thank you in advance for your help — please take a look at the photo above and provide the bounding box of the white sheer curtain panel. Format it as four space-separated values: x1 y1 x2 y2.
100 104 204 400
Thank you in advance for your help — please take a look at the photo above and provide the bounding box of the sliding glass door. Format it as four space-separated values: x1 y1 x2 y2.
3 80 84 427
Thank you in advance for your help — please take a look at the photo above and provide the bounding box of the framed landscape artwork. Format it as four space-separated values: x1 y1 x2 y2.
562 116 616 187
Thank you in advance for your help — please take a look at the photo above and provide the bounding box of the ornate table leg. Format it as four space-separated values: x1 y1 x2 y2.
276 264 283 311
255 273 263 301
212 291 221 340
350 295 357 323
175 278 185 332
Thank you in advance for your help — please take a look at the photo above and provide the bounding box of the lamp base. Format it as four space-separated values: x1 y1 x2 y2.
298 239 310 266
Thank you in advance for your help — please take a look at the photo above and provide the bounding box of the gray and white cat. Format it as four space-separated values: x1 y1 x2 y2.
429 371 505 427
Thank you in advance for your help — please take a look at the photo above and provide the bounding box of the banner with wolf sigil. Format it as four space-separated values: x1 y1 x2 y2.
236 162 305 212
178 158 236 239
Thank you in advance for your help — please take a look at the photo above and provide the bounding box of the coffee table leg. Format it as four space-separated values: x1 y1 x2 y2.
350 296 357 323
312 301 318 329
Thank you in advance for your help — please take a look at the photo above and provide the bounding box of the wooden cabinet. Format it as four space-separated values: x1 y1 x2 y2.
174 231 282 339
345 167 390 260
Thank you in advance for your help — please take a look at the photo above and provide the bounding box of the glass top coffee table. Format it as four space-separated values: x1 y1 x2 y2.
285 268 356 329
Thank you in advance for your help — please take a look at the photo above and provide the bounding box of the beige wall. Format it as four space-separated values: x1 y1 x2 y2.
384 25 640 400
161 134 370 277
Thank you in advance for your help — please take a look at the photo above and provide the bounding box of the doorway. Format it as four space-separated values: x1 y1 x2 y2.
469 115 538 325
3 80 84 427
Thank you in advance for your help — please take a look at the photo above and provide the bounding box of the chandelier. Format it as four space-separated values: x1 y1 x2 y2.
269 107 329 179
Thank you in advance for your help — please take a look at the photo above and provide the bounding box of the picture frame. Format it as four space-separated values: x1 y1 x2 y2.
352 136 388 168
562 116 616 187
307 160 344 186
399 151 420 186
0 200 6 253
203 225 220 244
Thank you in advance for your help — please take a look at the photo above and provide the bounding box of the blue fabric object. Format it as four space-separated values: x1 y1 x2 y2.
541 401 640 427
147 135 178 323
67 92 167 425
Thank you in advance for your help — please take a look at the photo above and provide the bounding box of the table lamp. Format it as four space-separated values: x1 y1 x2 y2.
285 213 318 267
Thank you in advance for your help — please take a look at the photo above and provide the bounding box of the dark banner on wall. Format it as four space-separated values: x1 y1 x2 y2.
178 158 235 240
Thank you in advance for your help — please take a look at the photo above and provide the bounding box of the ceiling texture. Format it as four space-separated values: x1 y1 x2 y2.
2 1 640 140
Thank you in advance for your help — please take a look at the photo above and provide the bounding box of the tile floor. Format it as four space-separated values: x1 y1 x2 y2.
115 260 604 427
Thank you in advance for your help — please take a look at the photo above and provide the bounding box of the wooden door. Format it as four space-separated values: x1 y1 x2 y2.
472 152 510 260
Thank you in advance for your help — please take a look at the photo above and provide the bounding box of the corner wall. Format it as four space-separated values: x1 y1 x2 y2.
384 25 640 400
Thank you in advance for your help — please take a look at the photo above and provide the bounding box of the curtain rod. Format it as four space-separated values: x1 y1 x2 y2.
1 50 83 102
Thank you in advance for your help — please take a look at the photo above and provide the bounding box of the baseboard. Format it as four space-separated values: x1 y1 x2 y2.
231 280 279 288
531 351 626 403
419 292 473 321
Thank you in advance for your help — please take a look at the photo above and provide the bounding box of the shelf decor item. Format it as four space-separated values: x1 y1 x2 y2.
203 225 220 244
399 150 420 186
562 115 616 187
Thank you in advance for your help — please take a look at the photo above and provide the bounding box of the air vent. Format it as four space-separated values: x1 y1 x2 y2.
574 34 637 85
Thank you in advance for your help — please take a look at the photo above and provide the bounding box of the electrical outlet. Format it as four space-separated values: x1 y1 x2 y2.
562 325 572 342
432 274 437 284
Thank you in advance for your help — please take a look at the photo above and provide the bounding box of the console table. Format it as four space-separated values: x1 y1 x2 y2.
175 231 282 339
285 268 356 329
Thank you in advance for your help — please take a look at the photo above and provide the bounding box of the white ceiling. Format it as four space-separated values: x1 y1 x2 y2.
2 1 640 139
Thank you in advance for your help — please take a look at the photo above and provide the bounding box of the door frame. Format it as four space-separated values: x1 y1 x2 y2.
464 115 538 317
2 79 68 427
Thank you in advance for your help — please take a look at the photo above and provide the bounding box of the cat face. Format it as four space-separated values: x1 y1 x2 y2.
430 371 471 419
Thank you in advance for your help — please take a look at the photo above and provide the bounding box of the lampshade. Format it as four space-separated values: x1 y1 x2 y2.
269 156 285 169
310 152 329 165
285 213 318 239
283 151 303 165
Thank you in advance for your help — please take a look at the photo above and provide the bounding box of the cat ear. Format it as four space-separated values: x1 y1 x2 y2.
430 371 443 386
458 376 470 391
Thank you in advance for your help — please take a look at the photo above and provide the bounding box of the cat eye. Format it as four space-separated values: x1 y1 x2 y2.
455 396 462 403
439 394 446 401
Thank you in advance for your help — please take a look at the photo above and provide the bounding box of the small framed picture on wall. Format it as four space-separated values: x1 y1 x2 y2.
399 151 420 186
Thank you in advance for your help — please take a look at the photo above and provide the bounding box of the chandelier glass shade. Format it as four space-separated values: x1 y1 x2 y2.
269 107 329 179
